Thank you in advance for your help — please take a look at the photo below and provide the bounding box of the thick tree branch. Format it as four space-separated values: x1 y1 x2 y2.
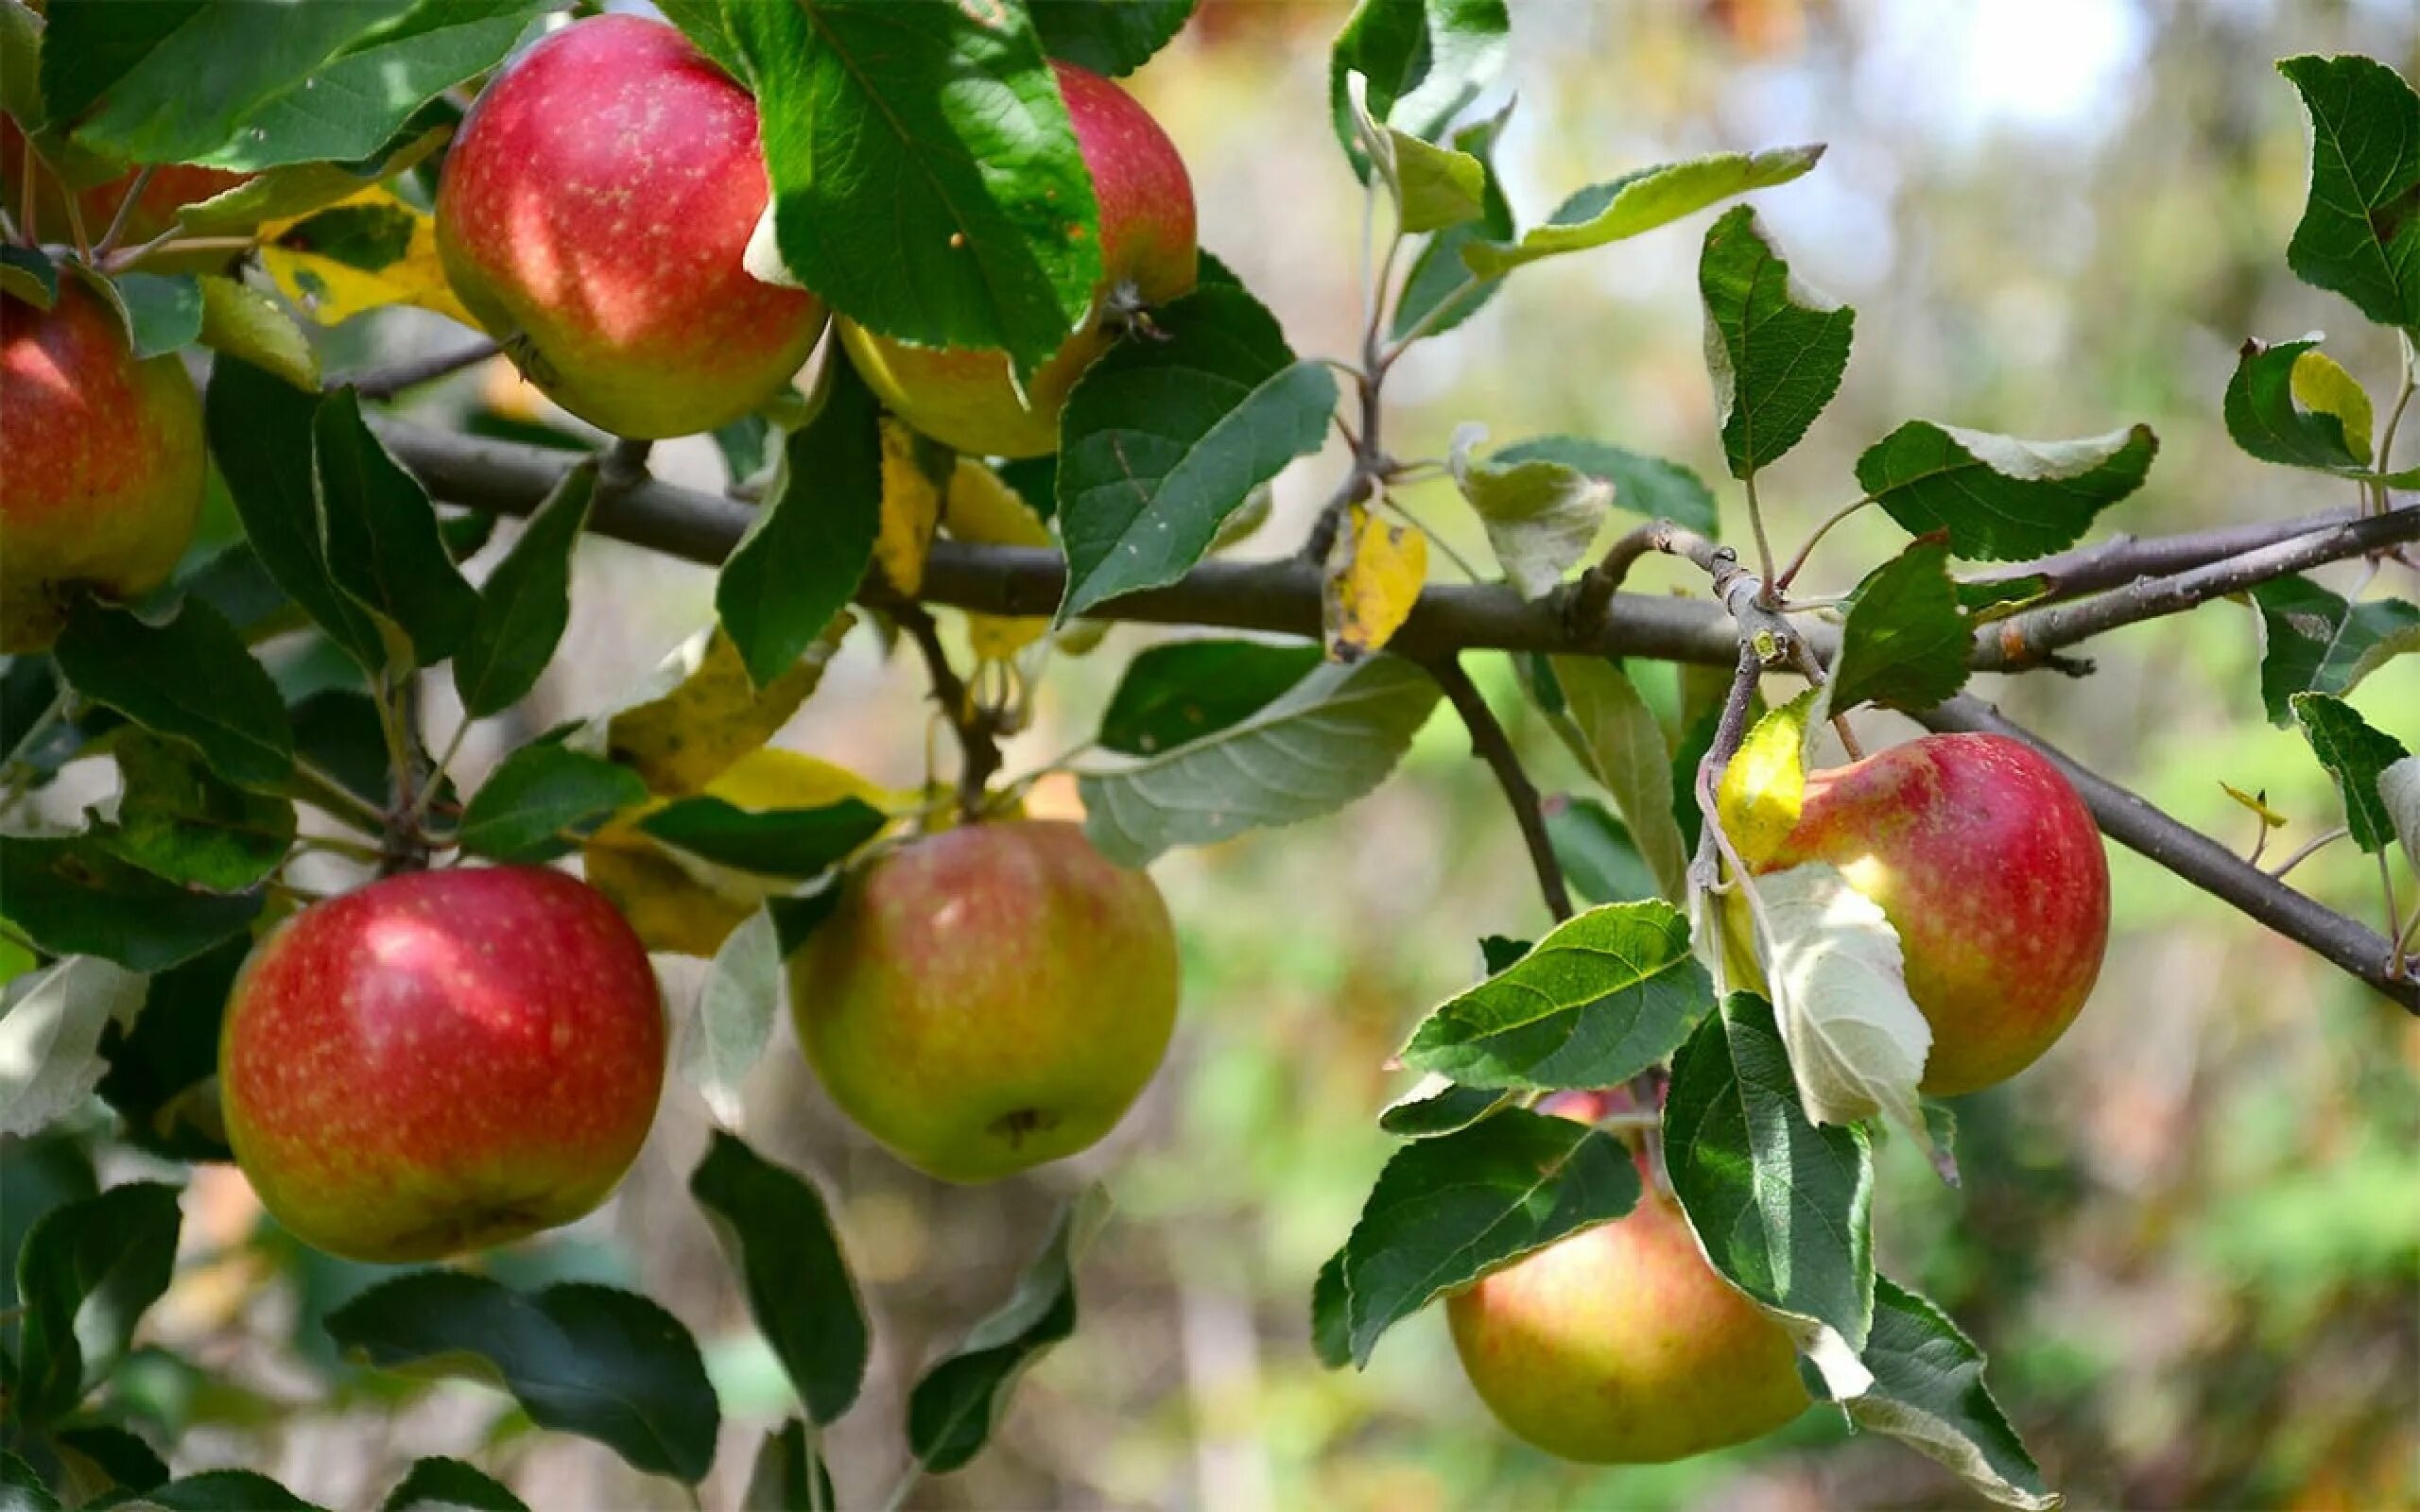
1917 696 2417 1010
1961 507 2378 598
346 339 504 400
1422 656 1572 922
372 420 2419 1008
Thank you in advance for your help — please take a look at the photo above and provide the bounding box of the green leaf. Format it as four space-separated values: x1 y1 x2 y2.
738 1419 836 1512
908 1191 1103 1473
1824 536 1971 714
1309 1252 1352 1369
674 907 784 1126
2221 336 2376 475
1666 992 1876 1391
206 360 388 672
326 1272 721 1485
0 1452 59 1512
103 272 202 359
1095 640 1325 755
96 936 246 1163
314 388 481 668
639 797 887 879
177 122 451 236
1335 1107 1639 1366
1056 284 1340 621
728 0 1099 372
101 730 297 891
2276 55 2420 334
0 836 262 971
1400 900 1712 1090
1857 420 2157 561
195 274 319 390
1079 657 1440 867
453 461 596 719
53 598 291 789
48 1423 169 1503
1028 0 1196 77
2 244 58 308
2290 692 2410 853
1490 437 1720 536
1545 797 1661 904
0 0 41 128
690 1132 869 1426
1377 1077 1510 1138
717 359 883 689
1343 72 1485 234
1465 146 1824 280
1847 1277 2058 1511
1545 657 1689 902
380 1456 529 1512
2250 576 2420 725
0 955 147 1141
197 0 540 172
289 688 396 813
1390 107 1514 341
655 0 744 77
1447 426 1611 599
1699 204 1853 479
109 1470 330 1510
13 1181 182 1425
457 741 648 864
1327 0 1508 175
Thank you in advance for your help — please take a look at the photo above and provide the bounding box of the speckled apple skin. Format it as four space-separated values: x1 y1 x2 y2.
1447 1181 1810 1464
219 867 666 1263
434 15 825 438
1760 732 2110 1096
790 821 1179 1183
840 61 1198 458
1 284 204 650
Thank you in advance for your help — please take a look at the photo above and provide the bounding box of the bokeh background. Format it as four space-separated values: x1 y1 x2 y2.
10 1 2420 1507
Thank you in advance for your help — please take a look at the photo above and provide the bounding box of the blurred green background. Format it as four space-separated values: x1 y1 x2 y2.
14 1 2420 1506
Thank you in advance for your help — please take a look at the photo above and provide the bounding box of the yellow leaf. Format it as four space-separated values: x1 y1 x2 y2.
1323 503 1427 662
942 459 1053 659
606 618 851 795
875 420 944 595
2290 348 2375 463
704 747 903 814
257 186 475 329
1717 690 1817 868
2220 782 2289 830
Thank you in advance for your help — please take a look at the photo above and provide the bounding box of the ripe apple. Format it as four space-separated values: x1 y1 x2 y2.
1448 1091 1810 1464
838 61 1198 458
788 821 1179 1183
1 283 205 650
219 866 666 1263
435 14 827 438
1756 732 2109 1096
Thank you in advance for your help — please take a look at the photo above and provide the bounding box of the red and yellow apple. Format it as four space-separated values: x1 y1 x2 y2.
1757 732 2109 1096
1 284 205 650
788 821 1179 1183
839 61 1198 458
434 14 826 438
1448 1091 1810 1463
219 867 666 1263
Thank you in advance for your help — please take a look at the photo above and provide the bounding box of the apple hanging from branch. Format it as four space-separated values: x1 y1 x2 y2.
219 867 667 1263
789 820 1180 1183
1 283 206 650
435 14 828 438
838 60 1200 459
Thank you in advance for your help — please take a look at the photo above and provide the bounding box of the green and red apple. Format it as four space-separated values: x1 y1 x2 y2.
788 820 1179 1183
839 60 1199 458
1756 731 2109 1095
219 866 666 1263
1448 1091 1810 1463
1 283 205 650
435 14 827 438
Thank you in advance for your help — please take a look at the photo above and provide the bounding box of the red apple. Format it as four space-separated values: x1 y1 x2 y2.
1756 732 2109 1096
1447 1091 1810 1463
1 283 205 650
789 821 1179 1182
219 867 666 1263
435 15 827 438
839 61 1198 458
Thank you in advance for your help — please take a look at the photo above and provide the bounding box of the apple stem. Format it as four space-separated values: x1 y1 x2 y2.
2378 850 2408 980
90 165 155 261
2265 825 2347 880
1830 713 1867 761
17 133 36 249
893 598 1004 821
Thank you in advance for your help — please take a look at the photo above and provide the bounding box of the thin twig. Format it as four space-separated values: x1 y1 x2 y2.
347 339 502 400
2379 850 2407 979
2266 826 2348 880
1774 494 1875 591
1741 473 1778 605
893 599 1002 821
91 166 156 259
1424 656 1571 922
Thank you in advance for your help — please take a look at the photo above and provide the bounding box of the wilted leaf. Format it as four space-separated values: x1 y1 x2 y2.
1322 502 1427 662
1716 690 1815 868
0 955 148 1141
1753 862 1931 1139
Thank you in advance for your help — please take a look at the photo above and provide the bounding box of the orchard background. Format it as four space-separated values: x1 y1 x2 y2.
3 2 2419 1510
